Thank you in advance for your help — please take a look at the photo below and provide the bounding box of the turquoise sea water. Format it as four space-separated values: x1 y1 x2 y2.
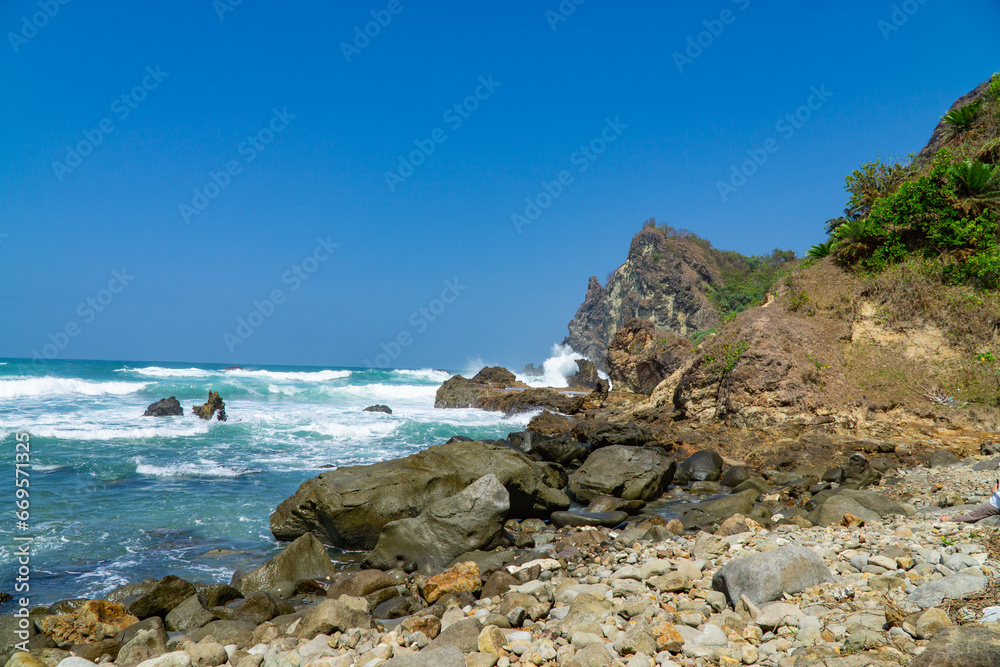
0 358 531 609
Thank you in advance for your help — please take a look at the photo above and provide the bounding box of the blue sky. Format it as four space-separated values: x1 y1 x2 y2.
1 1 998 369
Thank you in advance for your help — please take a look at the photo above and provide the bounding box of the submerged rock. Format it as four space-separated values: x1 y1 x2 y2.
142 397 182 417
363 404 393 414
192 391 227 421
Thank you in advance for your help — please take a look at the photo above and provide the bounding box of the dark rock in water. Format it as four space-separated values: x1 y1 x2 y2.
435 367 585 415
682 488 761 529
223 366 245 371
231 533 338 595
928 449 962 468
585 495 646 515
230 591 294 625
568 445 676 502
840 452 881 487
0 592 9 604
270 440 569 550
127 575 197 619
712 545 835 607
584 422 651 449
550 510 628 528
444 435 473 444
911 626 1000 667
675 450 724 484
363 404 393 414
565 359 600 390
720 465 750 488
192 390 227 421
142 397 182 417
471 366 518 384
363 474 511 575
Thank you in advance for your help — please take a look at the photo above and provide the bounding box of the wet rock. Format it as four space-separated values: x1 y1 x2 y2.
712 545 835 606
568 445 676 502
566 359 600 390
127 577 197 620
191 390 226 421
720 465 750 488
271 440 569 550
675 450 724 483
231 533 337 595
364 475 510 575
142 397 182 417
362 404 392 414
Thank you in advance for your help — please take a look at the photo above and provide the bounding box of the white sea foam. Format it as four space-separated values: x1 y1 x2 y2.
304 420 400 441
0 377 148 398
26 422 210 441
391 369 451 381
135 458 257 478
125 366 215 378
517 343 586 388
228 369 352 382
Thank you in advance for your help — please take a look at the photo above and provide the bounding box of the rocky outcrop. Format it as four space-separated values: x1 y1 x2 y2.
565 359 600 390
142 397 182 417
270 440 570 549
364 475 510 575
917 80 993 164
565 229 723 369
363 405 393 414
192 391 226 421
434 367 584 415
606 319 692 394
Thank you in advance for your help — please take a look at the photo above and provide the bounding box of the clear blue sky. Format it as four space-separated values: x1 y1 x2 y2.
2 1 998 369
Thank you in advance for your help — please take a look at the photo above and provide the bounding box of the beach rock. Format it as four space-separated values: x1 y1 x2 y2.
584 422 651 449
808 489 907 526
568 445 676 502
908 572 988 608
115 627 167 667
271 440 569 550
57 657 101 667
114 617 167 651
132 653 191 667
231 533 337 595
363 405 392 414
915 607 954 639
434 370 585 415
566 359 600 390
295 597 371 639
532 437 589 466
682 488 760 528
104 583 155 605
35 600 138 647
911 626 1000 667
720 465 750 487
674 450 724 483
194 584 243 608
191 391 226 421
163 595 214 632
712 545 835 606
420 562 481 604
427 617 482 653
68 639 121 663
928 449 962 468
126 577 196 620
188 621 255 649
142 398 182 417
364 475 509 575
841 452 881 487
229 592 294 625
383 644 465 667
550 510 628 528
182 642 227 667
327 570 395 600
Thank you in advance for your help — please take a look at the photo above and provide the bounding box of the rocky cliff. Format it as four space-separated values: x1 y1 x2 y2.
564 228 723 369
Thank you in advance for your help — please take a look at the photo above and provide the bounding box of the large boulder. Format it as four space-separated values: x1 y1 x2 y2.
566 359 600 390
907 572 989 608
191 391 227 421
712 545 835 607
142 398 182 417
434 368 584 415
364 475 510 575
581 422 651 449
568 446 676 502
808 489 907 527
270 440 570 549
363 405 392 414
231 533 338 594
674 450 724 484
911 626 1000 667
509 432 588 466
840 452 881 487
127 576 197 619
681 488 760 529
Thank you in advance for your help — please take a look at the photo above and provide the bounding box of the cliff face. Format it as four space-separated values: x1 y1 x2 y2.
565 228 722 369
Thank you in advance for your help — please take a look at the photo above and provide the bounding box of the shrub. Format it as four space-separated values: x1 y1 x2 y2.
843 157 906 220
806 239 836 260
949 159 1000 202
942 101 981 130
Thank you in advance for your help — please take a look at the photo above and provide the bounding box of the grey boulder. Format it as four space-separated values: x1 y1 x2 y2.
364 474 510 575
568 446 676 502
809 489 907 527
270 440 569 550
907 572 988 608
383 645 465 667
675 450 724 483
712 545 835 607
911 626 1000 667
231 533 337 595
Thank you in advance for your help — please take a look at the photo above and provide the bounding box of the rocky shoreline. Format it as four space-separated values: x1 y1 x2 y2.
8 393 1000 667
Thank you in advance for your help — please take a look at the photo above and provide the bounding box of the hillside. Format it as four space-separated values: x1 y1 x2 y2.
564 224 796 369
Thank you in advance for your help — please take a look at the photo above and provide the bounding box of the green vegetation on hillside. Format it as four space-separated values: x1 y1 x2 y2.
811 72 1000 289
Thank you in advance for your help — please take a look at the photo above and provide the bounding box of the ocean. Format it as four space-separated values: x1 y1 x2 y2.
0 358 543 610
